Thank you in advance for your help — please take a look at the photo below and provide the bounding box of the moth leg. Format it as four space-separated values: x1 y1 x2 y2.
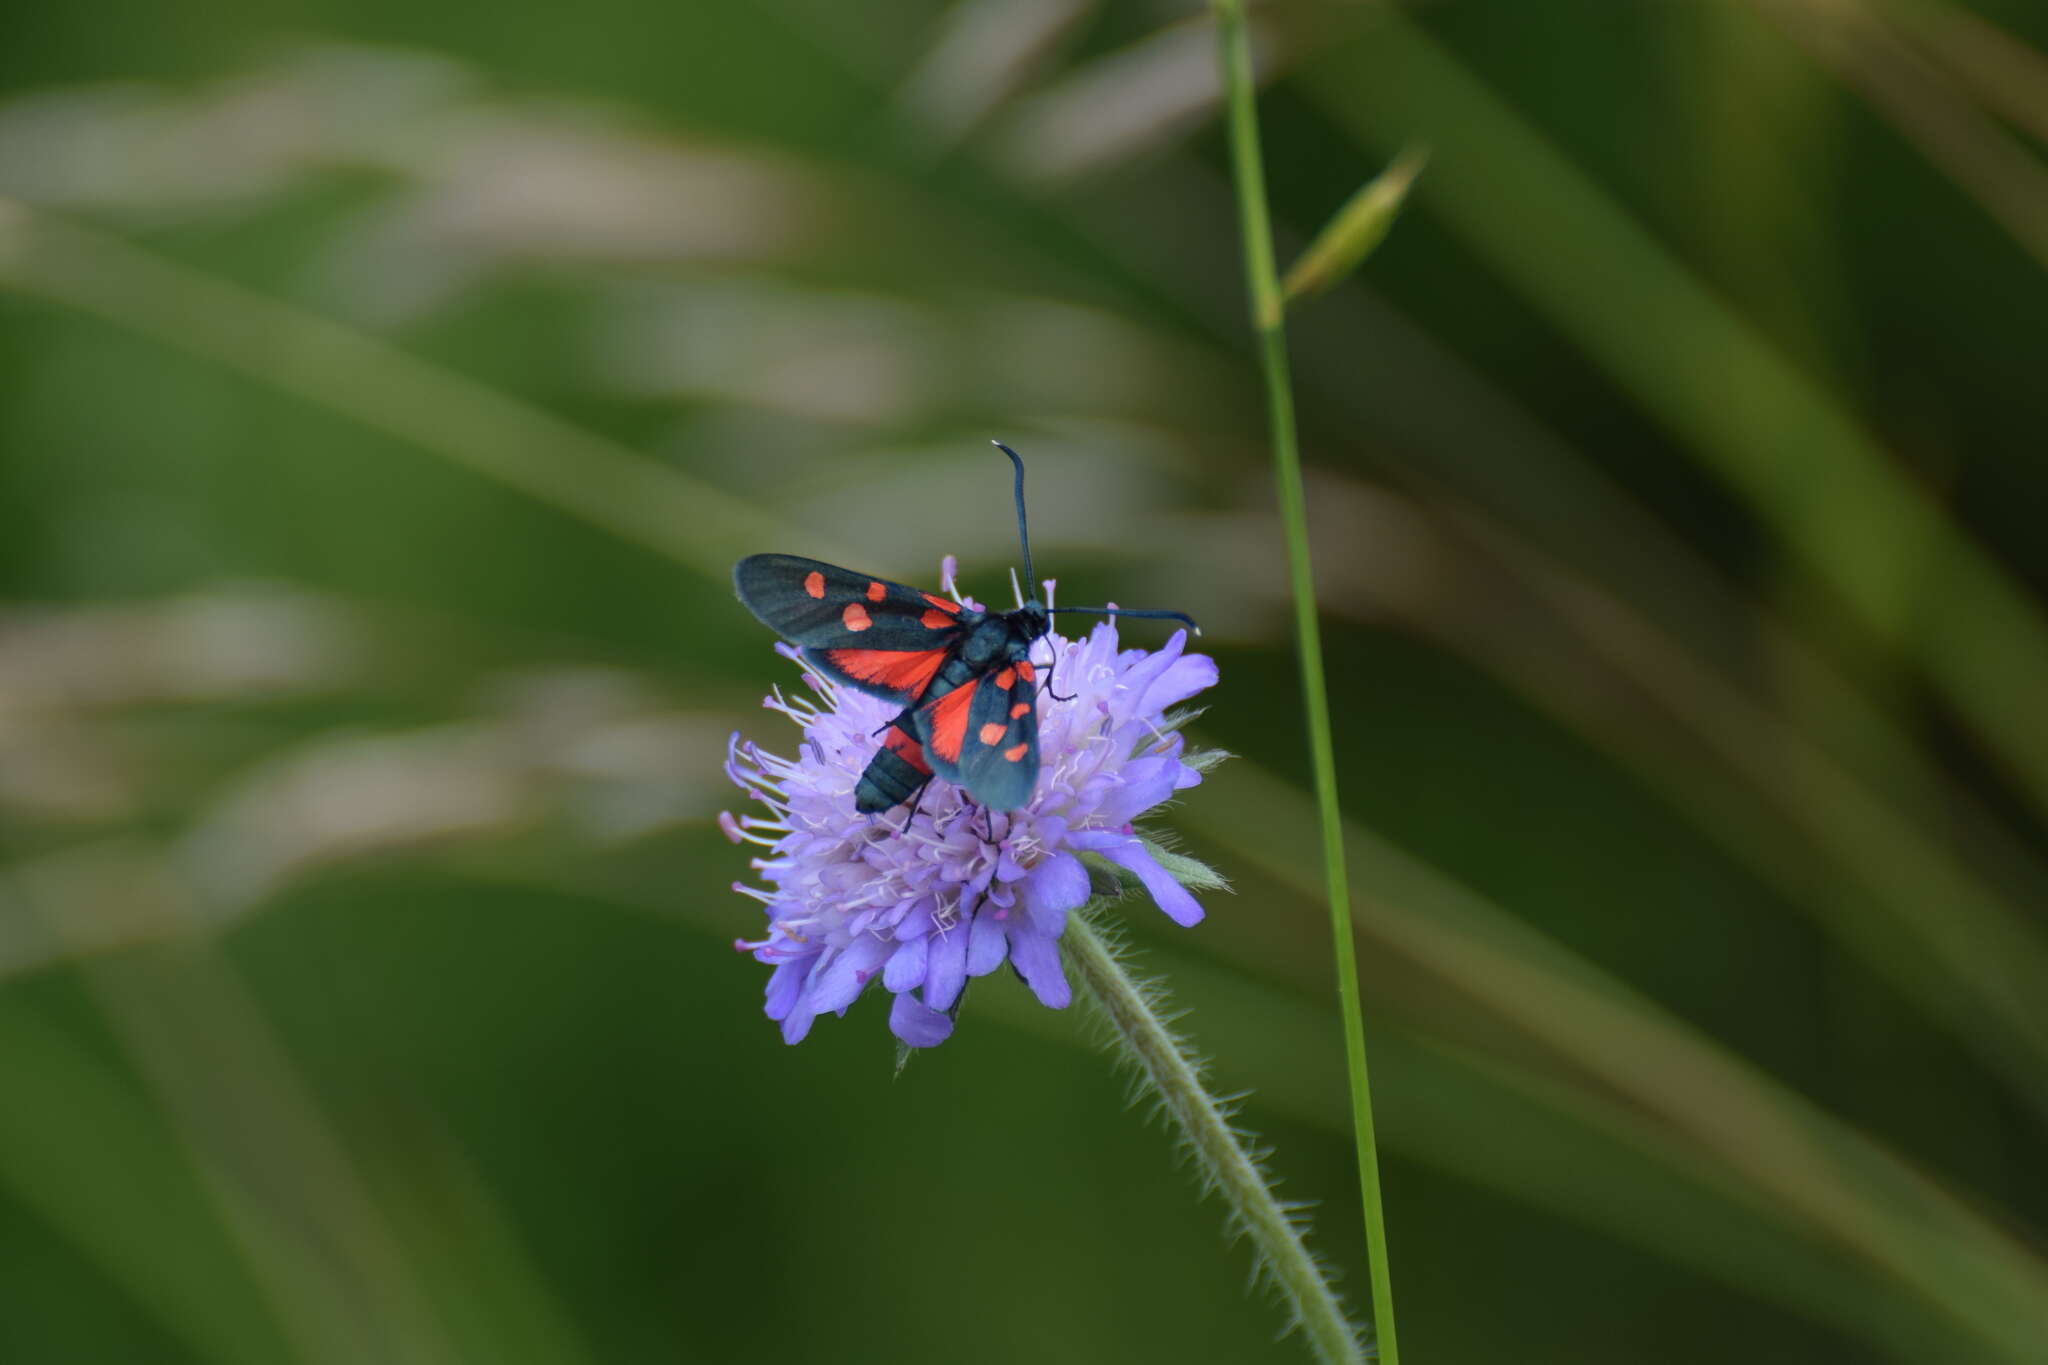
903 777 935 830
1040 647 1078 703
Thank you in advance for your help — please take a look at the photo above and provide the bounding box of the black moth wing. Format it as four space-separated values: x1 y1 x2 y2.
734 554 956 649
734 554 972 705
949 651 1041 811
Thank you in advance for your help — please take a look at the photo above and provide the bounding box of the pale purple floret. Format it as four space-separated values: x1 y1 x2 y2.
723 595 1217 1049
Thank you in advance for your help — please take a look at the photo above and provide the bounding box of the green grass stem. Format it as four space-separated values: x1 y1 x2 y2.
1209 5 1401 1359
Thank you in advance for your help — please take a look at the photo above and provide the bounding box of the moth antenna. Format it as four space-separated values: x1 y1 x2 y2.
1008 566 1025 609
992 441 1037 598
1047 604 1201 635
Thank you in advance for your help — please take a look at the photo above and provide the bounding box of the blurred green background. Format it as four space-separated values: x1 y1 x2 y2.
4 1 2048 1361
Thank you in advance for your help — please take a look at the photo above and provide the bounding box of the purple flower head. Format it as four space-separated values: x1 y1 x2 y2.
723 576 1219 1048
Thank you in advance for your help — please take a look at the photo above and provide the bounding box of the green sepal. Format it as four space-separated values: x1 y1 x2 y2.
1077 837 1230 899
1140 840 1230 893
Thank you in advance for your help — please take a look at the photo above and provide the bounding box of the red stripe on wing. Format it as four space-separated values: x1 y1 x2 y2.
822 648 946 698
924 681 978 764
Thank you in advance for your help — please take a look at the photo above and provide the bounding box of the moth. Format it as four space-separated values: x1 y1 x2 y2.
733 443 1196 813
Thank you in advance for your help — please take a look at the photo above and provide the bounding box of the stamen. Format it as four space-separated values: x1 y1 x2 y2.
748 748 802 781
774 642 836 696
723 818 785 850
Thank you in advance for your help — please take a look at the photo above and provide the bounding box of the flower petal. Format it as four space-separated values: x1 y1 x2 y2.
1142 651 1219 714
1072 832 1204 927
924 921 969 1010
882 936 929 992
1095 754 1184 824
966 904 1009 976
763 956 810 1021
780 999 819 1044
806 935 892 1014
1007 926 1071 1008
1020 852 1089 936
889 992 954 1048
894 896 937 940
1113 629 1185 706
995 848 1027 883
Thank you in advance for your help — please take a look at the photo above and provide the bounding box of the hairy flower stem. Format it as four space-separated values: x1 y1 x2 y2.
1065 915 1364 1365
1209 2 1401 1359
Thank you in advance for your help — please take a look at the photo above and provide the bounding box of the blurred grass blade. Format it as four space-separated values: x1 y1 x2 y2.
1407 500 2048 1116
1750 0 2048 271
993 13 1252 182
1101 948 2007 1365
1882 0 2048 149
360 1118 599 1365
1392 1036 2005 1365
0 199 855 581
6 837 598 1365
1280 146 1428 306
1182 761 2048 1364
11 843 462 1365
1300 14 2048 831
0 992 304 1365
893 0 1096 153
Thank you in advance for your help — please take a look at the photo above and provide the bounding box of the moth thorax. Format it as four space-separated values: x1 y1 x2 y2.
960 617 1014 668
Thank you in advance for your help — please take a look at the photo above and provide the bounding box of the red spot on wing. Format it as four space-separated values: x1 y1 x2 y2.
1016 660 1035 683
866 581 886 602
922 593 961 616
978 722 1005 745
920 609 956 630
924 683 977 764
1003 741 1030 762
803 571 826 599
824 648 944 697
994 667 1015 690
1010 702 1030 719
842 603 872 632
